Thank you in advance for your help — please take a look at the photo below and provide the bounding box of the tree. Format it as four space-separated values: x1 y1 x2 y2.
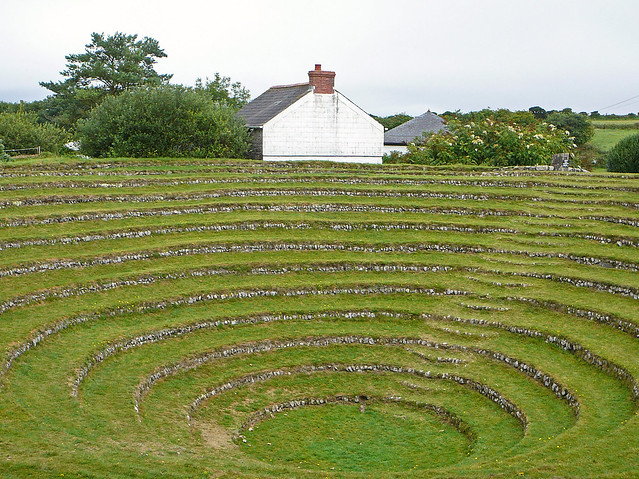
0 99 57 126
606 133 639 173
194 74 250 110
42 32 171 95
40 32 172 129
371 113 413 130
77 85 250 159
0 112 69 154
444 109 539 127
528 106 547 119
546 111 594 146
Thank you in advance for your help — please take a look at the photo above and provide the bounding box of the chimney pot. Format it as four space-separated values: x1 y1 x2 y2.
308 64 335 94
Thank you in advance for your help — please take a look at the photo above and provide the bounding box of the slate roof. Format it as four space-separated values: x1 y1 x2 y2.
237 83 312 128
384 111 447 145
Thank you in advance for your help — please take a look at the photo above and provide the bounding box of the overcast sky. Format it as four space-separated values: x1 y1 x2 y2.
1 0 638 116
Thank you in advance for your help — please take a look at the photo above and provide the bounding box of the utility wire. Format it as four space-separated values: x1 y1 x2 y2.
618 98 639 109
598 93 639 112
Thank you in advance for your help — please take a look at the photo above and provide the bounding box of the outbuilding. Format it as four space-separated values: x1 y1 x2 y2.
383 110 447 155
238 65 384 164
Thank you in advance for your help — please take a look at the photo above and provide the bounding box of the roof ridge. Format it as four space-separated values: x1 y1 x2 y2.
384 111 447 145
270 82 310 89
237 83 312 127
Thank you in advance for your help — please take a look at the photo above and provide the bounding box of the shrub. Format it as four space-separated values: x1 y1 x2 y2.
0 139 10 161
404 115 573 167
77 85 250 158
606 133 639 173
0 112 69 154
372 113 413 130
382 150 407 164
573 143 603 171
546 112 594 146
444 109 540 127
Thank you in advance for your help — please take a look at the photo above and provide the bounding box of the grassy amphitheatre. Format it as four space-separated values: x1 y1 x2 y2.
0 157 638 478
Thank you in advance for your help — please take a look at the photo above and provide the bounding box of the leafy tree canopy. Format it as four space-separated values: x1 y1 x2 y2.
529 106 547 119
41 32 172 96
546 111 594 146
606 132 639 173
194 73 251 110
0 112 69 154
77 85 250 159
371 113 413 131
39 32 172 130
443 109 539 127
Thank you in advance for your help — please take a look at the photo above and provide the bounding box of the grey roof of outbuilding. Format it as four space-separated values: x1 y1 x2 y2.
237 83 312 127
384 111 447 145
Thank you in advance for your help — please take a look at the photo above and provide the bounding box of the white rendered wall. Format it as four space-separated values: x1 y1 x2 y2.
262 91 383 164
383 145 409 155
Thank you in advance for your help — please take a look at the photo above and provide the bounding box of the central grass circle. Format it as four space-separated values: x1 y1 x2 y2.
240 402 471 472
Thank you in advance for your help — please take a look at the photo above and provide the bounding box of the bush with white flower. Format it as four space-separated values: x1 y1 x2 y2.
400 111 575 166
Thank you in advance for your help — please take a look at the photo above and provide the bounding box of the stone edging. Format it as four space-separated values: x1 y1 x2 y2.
234 393 476 446
3 285 466 377
2 241 637 280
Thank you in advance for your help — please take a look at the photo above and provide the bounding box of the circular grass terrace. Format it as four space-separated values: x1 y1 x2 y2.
0 158 637 478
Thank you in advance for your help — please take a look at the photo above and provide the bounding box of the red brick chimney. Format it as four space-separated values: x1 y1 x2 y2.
308 64 335 94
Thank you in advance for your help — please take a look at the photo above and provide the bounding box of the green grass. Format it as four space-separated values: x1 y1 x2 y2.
591 119 639 128
591 128 639 152
241 401 471 472
0 157 637 478
588 117 639 154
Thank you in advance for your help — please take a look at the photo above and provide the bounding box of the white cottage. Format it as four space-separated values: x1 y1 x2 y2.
238 65 384 164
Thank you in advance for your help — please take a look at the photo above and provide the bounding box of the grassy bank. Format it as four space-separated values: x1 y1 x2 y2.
0 158 637 478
